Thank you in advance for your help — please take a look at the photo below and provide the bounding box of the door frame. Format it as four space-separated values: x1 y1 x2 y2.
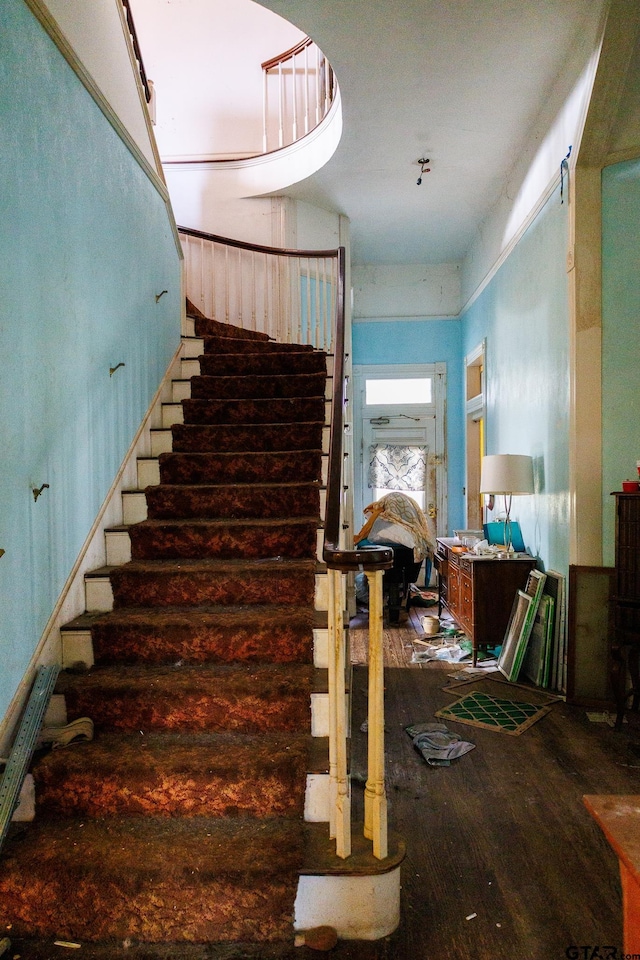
352 362 448 537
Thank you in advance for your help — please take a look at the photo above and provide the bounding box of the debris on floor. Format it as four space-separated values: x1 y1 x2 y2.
586 710 625 727
411 637 473 663
405 720 476 766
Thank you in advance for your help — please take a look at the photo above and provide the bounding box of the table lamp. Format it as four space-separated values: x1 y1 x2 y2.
480 454 534 554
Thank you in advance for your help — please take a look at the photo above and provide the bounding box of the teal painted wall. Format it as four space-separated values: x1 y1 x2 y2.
602 158 640 564
462 185 571 576
351 319 465 534
0 0 181 719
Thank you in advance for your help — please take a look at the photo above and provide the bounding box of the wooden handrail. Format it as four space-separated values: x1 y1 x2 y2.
177 225 337 261
121 0 151 104
177 226 392 574
261 36 314 72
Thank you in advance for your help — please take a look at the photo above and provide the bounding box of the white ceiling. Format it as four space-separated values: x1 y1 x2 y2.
135 0 607 266
255 0 604 265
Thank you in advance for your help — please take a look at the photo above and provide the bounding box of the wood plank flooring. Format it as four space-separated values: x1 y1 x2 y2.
12 607 640 960
347 606 640 959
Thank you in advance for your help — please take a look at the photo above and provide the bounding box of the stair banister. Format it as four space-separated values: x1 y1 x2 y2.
178 227 393 859
261 37 336 154
322 247 393 860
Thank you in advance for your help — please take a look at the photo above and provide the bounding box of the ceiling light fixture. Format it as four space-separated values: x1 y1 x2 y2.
416 157 430 186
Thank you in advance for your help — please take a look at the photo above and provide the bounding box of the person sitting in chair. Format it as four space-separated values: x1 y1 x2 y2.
354 492 435 621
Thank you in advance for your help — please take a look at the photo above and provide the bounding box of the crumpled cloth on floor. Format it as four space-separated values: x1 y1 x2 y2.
405 721 475 766
37 717 94 749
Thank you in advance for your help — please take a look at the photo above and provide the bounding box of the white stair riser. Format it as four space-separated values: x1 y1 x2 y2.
84 577 113 613
172 381 191 402
151 430 173 457
122 492 147 525
313 628 328 669
311 692 348 738
161 404 184 428
181 337 204 358
295 870 401 941
105 530 132 566
137 459 160 488
304 773 330 822
315 572 345 612
181 358 200 379
62 630 94 670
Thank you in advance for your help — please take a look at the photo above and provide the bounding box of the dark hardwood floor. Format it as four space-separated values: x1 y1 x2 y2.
346 605 640 960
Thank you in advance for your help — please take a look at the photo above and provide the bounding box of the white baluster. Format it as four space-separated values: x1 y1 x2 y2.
364 568 388 860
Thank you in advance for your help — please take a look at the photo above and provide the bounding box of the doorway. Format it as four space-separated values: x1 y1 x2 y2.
353 363 447 543
465 341 486 530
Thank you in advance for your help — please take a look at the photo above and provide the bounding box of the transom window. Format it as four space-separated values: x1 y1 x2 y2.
365 378 432 406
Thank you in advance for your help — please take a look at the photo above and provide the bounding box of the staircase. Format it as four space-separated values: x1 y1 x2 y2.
0 309 333 950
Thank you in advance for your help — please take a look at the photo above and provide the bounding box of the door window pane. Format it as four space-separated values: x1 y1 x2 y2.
365 378 431 406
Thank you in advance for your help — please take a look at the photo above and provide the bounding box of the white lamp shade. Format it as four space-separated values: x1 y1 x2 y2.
480 454 534 495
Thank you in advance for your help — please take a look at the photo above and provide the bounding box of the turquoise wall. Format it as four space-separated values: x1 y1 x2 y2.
351 319 465 534
602 158 640 564
462 185 570 576
0 0 181 719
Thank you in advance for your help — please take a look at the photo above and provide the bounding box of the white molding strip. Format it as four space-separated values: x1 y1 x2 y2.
352 315 459 323
458 171 564 319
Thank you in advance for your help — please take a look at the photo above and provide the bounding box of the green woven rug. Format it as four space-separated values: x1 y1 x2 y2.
435 690 552 736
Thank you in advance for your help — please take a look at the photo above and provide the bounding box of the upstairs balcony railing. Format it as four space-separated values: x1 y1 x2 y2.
262 37 337 154
178 227 393 859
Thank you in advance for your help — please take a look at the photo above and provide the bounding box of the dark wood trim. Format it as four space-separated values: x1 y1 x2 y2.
261 36 314 72
121 0 151 103
177 226 338 260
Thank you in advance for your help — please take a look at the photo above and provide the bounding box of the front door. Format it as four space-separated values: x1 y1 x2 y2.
353 363 447 541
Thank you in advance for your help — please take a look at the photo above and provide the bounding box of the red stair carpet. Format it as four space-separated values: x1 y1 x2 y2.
0 309 327 952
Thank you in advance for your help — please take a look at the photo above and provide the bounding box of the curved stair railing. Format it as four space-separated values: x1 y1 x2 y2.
262 37 337 154
178 227 393 859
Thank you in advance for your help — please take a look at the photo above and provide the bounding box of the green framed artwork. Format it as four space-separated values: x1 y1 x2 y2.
499 569 547 682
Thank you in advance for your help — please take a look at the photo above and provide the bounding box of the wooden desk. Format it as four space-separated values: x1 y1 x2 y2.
584 794 640 954
434 538 536 664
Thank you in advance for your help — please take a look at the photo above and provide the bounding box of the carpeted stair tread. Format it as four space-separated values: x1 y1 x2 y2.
181 396 326 425
55 662 314 733
145 482 320 520
33 731 311 819
110 557 316 607
198 352 326 377
187 303 271 342
201 333 316 355
193 319 271 342
158 450 323 485
10 318 331 949
190 372 326 400
171 421 324 454
129 517 318 560
85 604 314 664
0 816 304 943
129 518 319 561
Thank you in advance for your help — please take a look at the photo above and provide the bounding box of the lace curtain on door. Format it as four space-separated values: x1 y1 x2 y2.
368 444 427 491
